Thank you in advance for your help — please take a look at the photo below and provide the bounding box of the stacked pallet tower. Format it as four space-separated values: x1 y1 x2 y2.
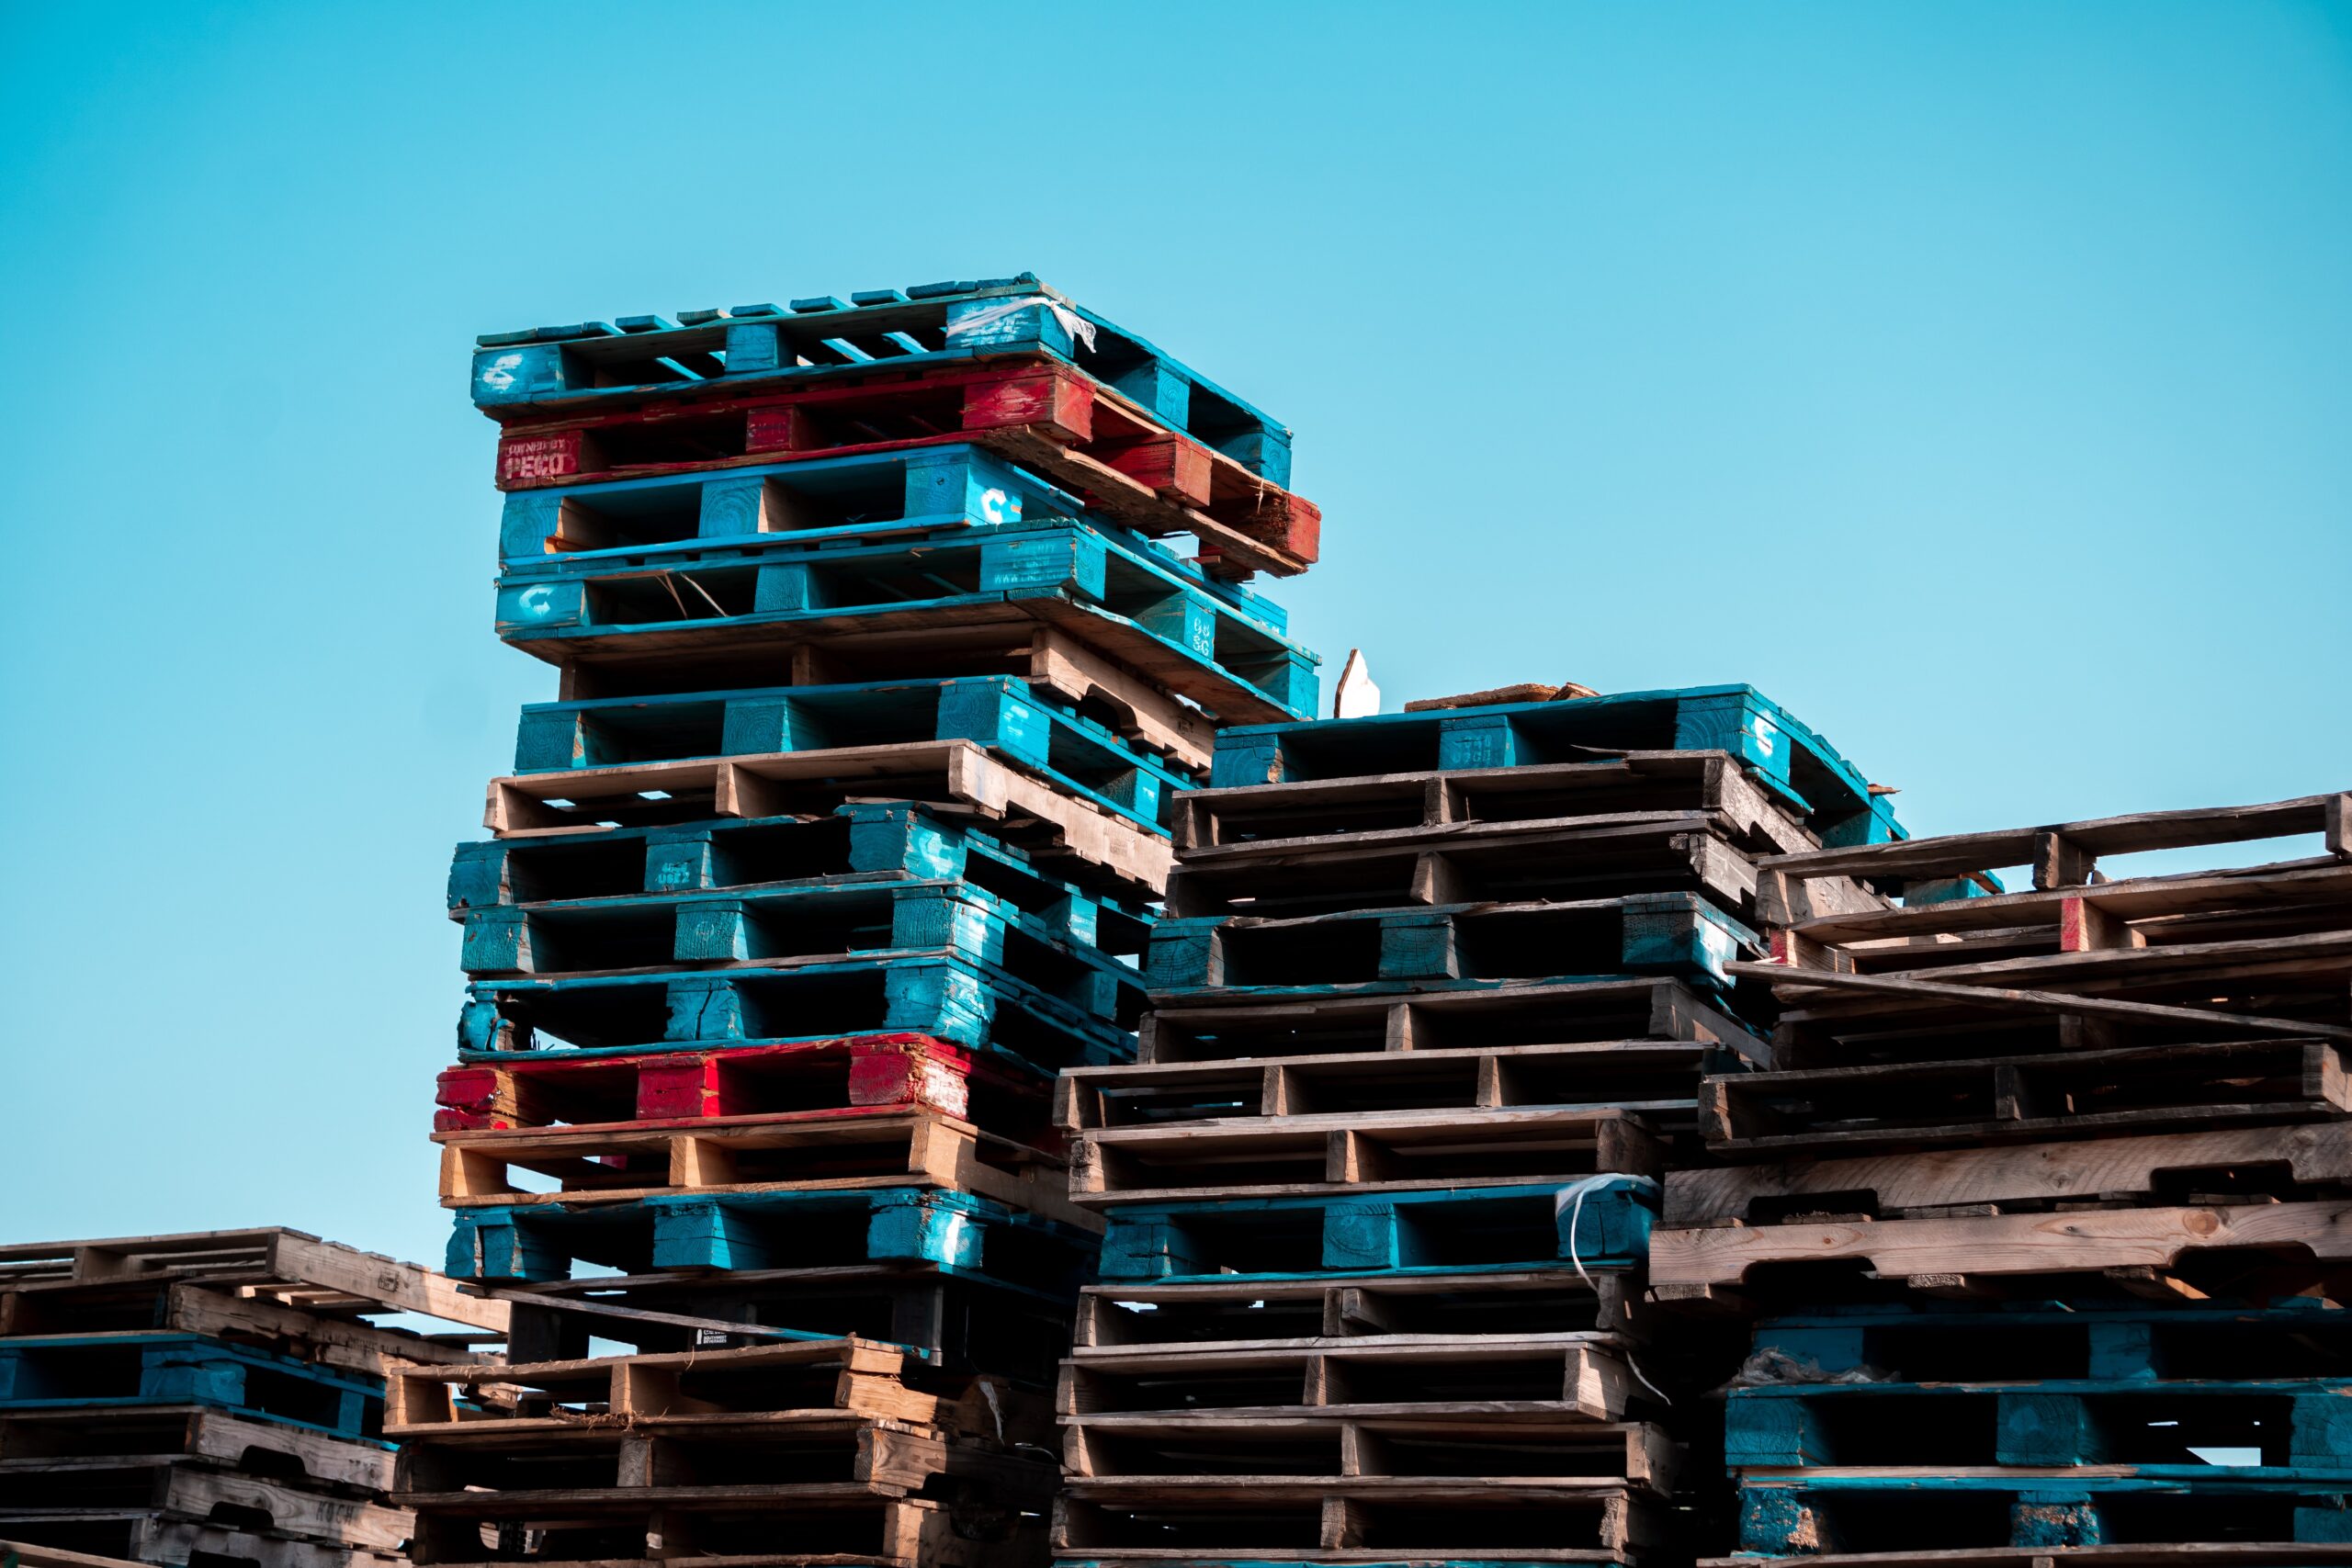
1649 792 2352 1562
1047 685 1901 1565
0 1228 504 1568
418 276 1326 1568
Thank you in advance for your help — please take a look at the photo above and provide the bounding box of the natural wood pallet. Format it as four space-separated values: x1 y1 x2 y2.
1768 860 2352 976
0 1405 394 1492
1051 1483 1662 1561
1069 1105 1665 1204
1756 791 2352 908
0 1230 505 1344
1649 1198 2352 1292
1173 752 1825 857
1137 975 1767 1066
1072 1271 1643 1353
405 1489 1030 1568
0 1465 408 1551
483 739 1172 897
0 1524 401 1568
1668 1118 2352 1225
1060 1413 1679 1494
436 1108 1095 1230
1698 1035 2351 1151
1059 1335 1646 1425
1058 1040 1711 1137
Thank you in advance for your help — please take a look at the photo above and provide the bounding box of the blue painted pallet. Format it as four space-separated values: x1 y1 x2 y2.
1146 891 1759 994
446 1185 1096 1291
459 949 1135 1072
1728 1376 2352 1470
457 875 1146 1028
513 674 1193 838
0 1334 382 1442
472 275 1294 485
497 517 1317 725
451 800 1153 939
1738 1473 2352 1553
1096 1179 1657 1282
1752 1298 2352 1384
1211 684 1901 850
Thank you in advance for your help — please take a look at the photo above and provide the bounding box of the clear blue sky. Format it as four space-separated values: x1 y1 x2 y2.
3 2 2346 1262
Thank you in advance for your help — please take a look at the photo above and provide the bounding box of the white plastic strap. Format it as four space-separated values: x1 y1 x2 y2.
944 295 1098 353
1552 1173 1661 1285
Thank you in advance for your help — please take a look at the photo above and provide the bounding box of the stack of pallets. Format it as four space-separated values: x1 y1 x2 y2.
1647 792 2352 1562
428 276 1326 1565
1048 684 1899 1566
0 1229 504 1568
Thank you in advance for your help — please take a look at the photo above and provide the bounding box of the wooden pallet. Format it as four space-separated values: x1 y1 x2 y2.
474 277 1294 480
1059 1335 1647 1425
1072 1271 1643 1354
0 1405 393 1491
436 1108 1096 1231
1699 1549 2352 1568
1058 1041 1716 1136
1069 1106 1665 1205
1136 976 1767 1067
1061 1413 1677 1493
0 1520 400 1568
1051 1483 1661 1562
492 360 1317 579
460 951 1134 1071
1668 1119 2352 1225
0 1231 505 1345
510 674 1189 835
483 739 1173 898
1724 1374 2352 1470
435 1034 1040 1136
451 800 1151 952
1210 683 1897 849
458 880 1141 1029
404 1488 1027 1568
1649 1198 2352 1293
0 1465 408 1551
1146 892 1758 995
0 1336 381 1441
498 523 1317 728
1697 1035 2352 1152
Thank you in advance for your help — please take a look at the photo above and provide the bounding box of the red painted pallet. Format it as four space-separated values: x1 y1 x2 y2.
491 358 1319 579
433 1033 1057 1145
